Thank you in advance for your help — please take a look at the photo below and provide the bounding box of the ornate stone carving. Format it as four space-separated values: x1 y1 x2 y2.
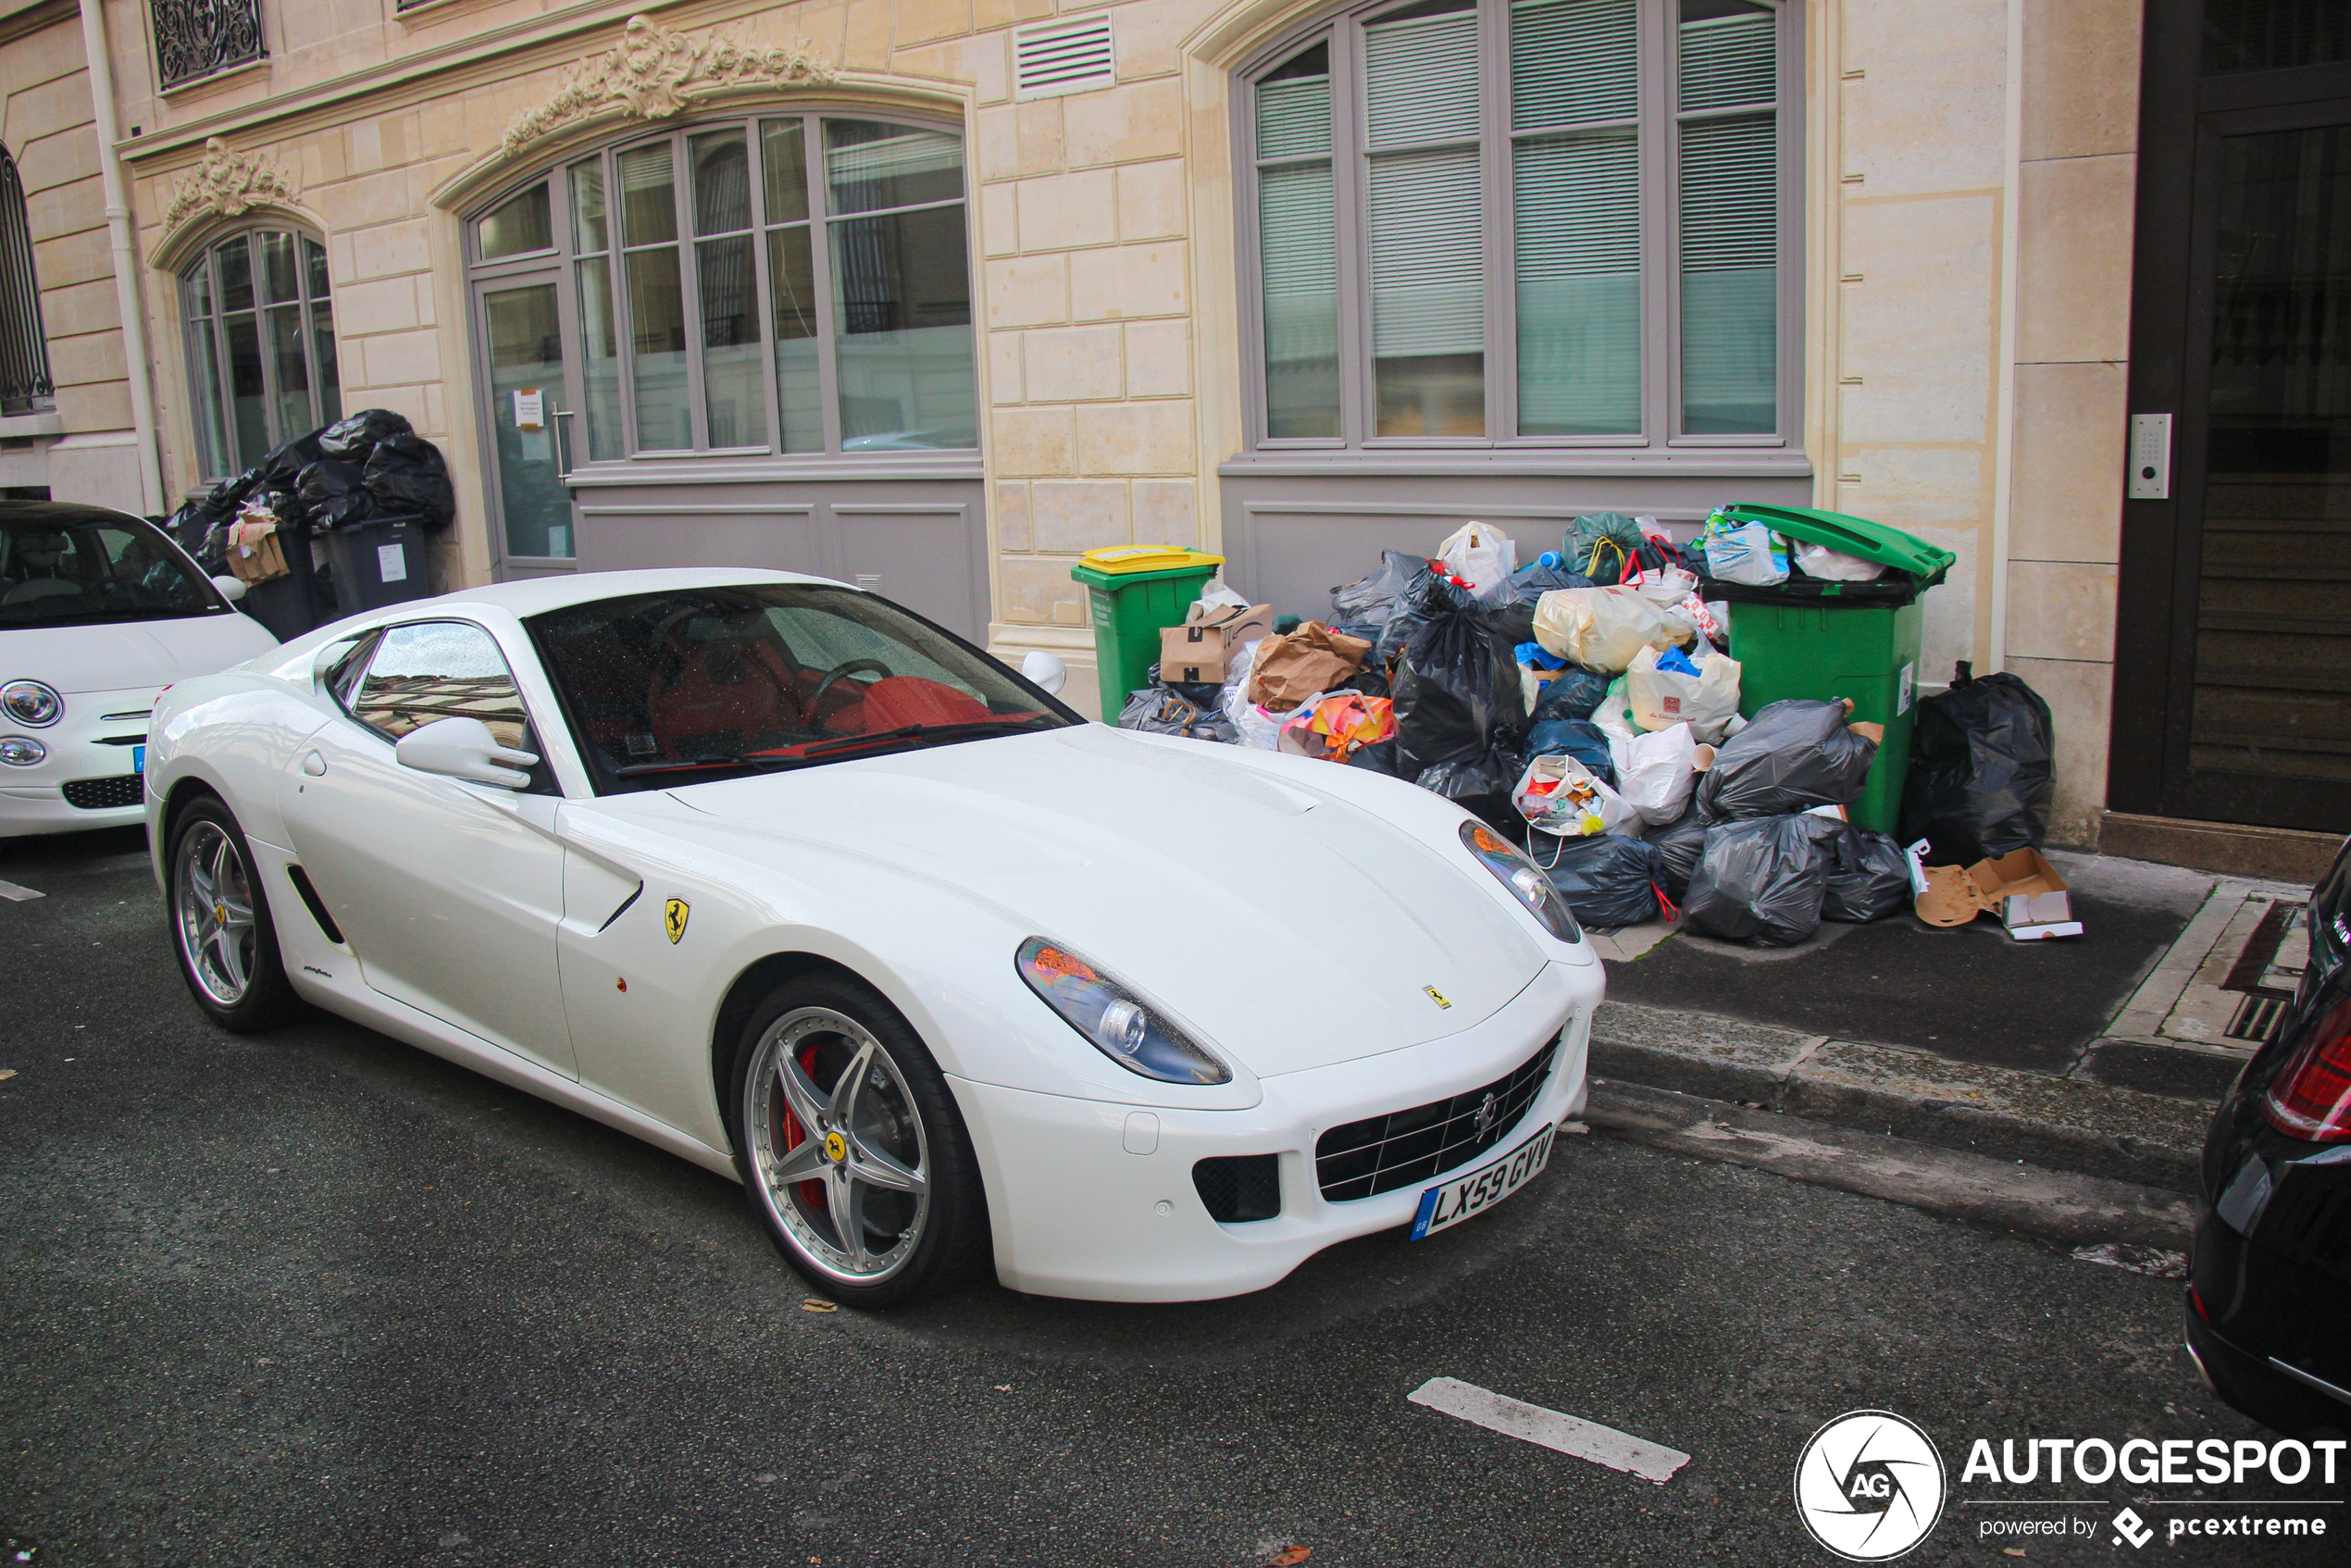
502 16 836 157
163 137 301 232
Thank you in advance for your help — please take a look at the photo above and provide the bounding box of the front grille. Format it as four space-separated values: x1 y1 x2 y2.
62 775 143 810
1316 1039 1559 1202
1192 1154 1281 1223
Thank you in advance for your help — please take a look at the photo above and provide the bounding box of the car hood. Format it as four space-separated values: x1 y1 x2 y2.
665 725 1553 1076
0 613 279 692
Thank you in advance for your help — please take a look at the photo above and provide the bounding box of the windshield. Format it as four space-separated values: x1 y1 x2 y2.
528 583 1079 793
0 511 226 628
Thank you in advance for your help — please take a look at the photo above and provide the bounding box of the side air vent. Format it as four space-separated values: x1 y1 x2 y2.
284 865 345 946
1192 1154 1281 1223
1014 13 1116 100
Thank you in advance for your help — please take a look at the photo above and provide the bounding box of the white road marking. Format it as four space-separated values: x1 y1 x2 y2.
1409 1377 1690 1485
0 877 44 902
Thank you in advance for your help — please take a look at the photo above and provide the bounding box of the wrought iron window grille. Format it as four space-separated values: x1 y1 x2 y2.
0 147 54 417
153 0 267 92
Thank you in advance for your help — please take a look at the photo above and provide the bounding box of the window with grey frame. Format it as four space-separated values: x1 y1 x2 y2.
1245 0 1792 449
180 229 342 481
0 144 54 417
467 113 979 474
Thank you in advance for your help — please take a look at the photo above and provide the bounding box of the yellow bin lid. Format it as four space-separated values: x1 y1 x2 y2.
1076 544 1225 576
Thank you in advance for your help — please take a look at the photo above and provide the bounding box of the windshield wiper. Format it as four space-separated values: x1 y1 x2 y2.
793 718 1051 759
611 753 812 778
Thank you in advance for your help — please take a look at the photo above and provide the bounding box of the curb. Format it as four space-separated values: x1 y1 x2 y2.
1587 1001 2216 1195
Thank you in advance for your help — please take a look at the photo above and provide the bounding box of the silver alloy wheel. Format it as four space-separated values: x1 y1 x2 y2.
174 820 256 1007
746 1006 932 1285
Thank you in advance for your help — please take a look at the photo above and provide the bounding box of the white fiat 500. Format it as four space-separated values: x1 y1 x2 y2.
146 570 1600 1304
2 503 277 837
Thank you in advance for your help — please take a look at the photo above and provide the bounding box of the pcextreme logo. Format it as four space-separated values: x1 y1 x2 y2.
1794 1411 1947 1562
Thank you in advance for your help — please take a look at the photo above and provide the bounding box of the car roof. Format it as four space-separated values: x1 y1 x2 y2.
0 500 155 526
421 567 847 620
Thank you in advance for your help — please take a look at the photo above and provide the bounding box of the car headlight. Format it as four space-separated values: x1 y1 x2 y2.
1015 937 1233 1086
1 679 61 728
1460 820 1582 944
0 735 44 765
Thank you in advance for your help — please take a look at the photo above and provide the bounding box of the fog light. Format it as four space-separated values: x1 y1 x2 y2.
0 735 46 765
1 679 62 728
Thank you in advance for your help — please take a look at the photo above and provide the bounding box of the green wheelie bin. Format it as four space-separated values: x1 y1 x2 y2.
1707 504 1957 835
1068 545 1225 720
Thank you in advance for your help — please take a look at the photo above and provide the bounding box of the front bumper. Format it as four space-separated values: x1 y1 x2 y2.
953 959 1598 1301
0 683 156 838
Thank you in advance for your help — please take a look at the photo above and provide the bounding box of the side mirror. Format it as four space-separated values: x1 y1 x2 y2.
211 574 248 604
1020 650 1067 696
393 716 539 789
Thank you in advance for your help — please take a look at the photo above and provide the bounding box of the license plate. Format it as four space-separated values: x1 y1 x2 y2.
1410 1124 1555 1241
131 745 145 775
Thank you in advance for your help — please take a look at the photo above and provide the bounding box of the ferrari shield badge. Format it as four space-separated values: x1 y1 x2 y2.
824 1131 847 1164
664 899 690 944
1424 985 1452 1010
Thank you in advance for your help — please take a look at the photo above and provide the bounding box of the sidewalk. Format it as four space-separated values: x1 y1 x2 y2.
1584 851 2317 1194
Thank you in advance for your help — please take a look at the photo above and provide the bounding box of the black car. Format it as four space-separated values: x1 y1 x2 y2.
2186 838 2351 1437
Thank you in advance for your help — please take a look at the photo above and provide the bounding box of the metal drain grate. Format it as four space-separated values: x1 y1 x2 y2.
2225 992 2290 1046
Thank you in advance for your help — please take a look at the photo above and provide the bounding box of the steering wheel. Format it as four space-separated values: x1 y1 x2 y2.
806 657 893 720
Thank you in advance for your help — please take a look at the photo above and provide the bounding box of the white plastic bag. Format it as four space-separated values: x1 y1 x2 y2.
1619 723 1702 826
1794 540 1887 581
1703 522 1787 586
1530 587 1697 674
1625 643 1742 743
1514 753 1638 840
1220 639 1275 746
1438 521 1516 603
1587 675 1639 778
1193 577 1252 614
1624 564 1699 607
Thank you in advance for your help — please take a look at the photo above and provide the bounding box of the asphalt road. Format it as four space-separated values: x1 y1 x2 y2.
2 827 2338 1567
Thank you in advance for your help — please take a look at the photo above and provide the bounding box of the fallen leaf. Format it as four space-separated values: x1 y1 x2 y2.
1269 1549 1312 1566
992 1384 1012 1391
801 1300 837 1313
0 1068 16 1080
2003 1551 2025 1560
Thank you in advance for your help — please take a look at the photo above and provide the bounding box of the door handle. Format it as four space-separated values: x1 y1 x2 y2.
551 408 578 483
301 752 327 777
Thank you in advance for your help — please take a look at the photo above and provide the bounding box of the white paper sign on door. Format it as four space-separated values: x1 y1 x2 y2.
512 388 545 430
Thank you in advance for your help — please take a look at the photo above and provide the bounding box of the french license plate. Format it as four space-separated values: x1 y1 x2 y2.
131 745 144 775
1410 1124 1554 1241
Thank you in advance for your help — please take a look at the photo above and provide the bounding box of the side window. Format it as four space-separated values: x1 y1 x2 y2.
343 621 535 753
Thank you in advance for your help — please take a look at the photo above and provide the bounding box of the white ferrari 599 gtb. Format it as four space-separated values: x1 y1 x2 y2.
146 569 1599 1304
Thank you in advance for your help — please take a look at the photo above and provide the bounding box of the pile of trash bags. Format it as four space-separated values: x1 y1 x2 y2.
171 408 455 575
1111 514 2055 947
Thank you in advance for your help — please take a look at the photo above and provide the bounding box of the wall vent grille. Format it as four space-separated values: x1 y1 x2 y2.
1014 14 1117 100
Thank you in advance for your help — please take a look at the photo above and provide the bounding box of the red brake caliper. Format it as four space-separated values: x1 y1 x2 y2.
778 1040 829 1213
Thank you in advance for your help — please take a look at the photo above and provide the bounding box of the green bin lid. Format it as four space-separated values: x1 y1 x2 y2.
1713 504 1956 589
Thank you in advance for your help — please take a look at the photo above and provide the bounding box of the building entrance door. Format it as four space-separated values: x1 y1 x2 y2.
477 278 580 571
2115 3 2351 832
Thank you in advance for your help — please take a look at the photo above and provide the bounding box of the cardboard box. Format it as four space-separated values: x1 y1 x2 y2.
1158 602 1273 684
1911 845 2080 940
227 522 290 586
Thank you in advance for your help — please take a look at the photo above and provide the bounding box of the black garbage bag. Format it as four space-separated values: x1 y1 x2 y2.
1898 663 2055 865
1391 572 1526 780
1345 661 1391 701
1684 814 1847 946
1374 561 1447 665
1484 597 1538 651
1532 833 1665 929
1118 685 1237 743
1332 550 1426 631
1822 827 1912 923
1531 667 1612 724
260 431 325 490
295 459 375 529
318 407 413 462
198 465 267 522
1565 512 1648 586
1499 557 1593 607
1524 718 1616 787
1415 745 1524 829
362 433 456 529
1643 803 1713 902
1697 699 1879 820
1144 663 1225 712
1347 739 1401 777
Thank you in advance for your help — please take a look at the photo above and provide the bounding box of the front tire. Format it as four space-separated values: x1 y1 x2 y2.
725 973 989 1307
168 795 305 1033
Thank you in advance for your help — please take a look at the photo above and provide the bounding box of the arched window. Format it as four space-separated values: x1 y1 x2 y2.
181 228 343 480
1241 0 1795 451
0 144 54 418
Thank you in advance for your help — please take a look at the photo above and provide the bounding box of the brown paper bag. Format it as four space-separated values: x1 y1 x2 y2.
1249 621 1373 712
